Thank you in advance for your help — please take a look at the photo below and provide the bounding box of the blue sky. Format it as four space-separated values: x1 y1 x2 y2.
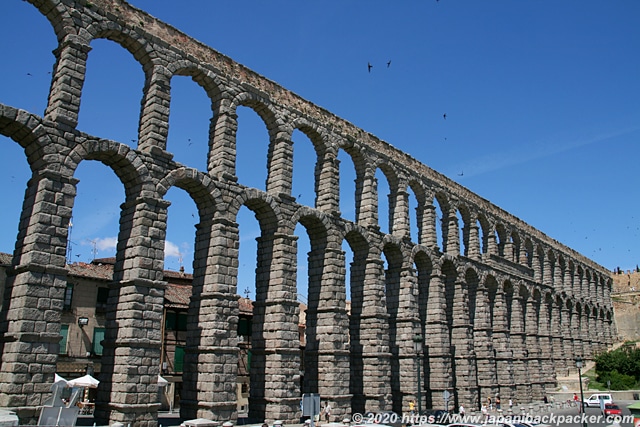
1 0 639 299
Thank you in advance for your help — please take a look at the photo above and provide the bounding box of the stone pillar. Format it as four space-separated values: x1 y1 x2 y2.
249 233 300 424
492 288 514 405
209 101 238 180
563 265 573 298
532 252 542 283
356 170 378 229
266 128 294 196
359 254 391 412
569 307 581 362
525 296 542 400
504 238 515 263
421 204 437 249
180 217 240 421
561 303 574 375
390 188 411 239
550 300 565 375
45 36 91 127
539 300 556 394
486 232 497 257
425 272 452 409
542 256 553 287
445 209 459 255
316 152 340 215
94 196 170 427
451 279 477 410
554 260 563 293
137 71 171 152
510 293 530 399
472 283 495 410
393 263 420 414
467 220 481 261
0 171 77 422
309 246 351 420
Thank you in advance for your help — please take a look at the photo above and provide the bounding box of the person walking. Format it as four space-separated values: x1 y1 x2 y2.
324 402 332 422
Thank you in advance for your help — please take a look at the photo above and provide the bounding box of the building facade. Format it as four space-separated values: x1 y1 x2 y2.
0 1 616 426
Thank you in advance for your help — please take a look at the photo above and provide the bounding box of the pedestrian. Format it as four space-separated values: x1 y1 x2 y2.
487 396 492 411
409 399 415 415
496 396 501 410
325 402 332 422
459 404 465 417
508 398 513 409
543 395 548 404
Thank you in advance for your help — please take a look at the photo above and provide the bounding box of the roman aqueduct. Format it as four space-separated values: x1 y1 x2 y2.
0 0 615 426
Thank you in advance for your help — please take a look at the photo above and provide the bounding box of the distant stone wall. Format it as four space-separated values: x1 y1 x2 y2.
0 1 615 426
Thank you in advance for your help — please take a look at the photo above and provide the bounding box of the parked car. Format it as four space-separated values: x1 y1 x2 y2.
603 403 622 416
582 393 613 408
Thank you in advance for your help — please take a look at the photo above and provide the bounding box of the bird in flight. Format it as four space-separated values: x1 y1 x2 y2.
387 60 391 68
443 113 447 120
368 62 373 73
458 171 464 176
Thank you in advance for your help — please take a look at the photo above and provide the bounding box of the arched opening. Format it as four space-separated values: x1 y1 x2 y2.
166 75 211 172
236 106 270 191
292 129 318 208
337 149 357 223
77 38 144 145
376 168 391 234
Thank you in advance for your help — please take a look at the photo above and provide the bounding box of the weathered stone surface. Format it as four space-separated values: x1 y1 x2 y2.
0 0 616 426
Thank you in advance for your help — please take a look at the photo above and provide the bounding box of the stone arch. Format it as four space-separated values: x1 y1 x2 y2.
229 92 284 193
0 107 54 170
28 0 78 43
291 118 334 211
338 138 373 226
495 223 508 258
160 63 226 156
64 138 153 201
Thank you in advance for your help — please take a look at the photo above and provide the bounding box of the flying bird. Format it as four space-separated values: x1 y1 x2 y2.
368 62 373 73
443 113 447 120
387 60 391 68
458 171 464 176
26 73 32 76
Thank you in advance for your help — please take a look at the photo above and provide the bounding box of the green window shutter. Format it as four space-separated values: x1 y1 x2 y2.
165 312 176 330
174 346 185 372
238 318 251 336
59 324 69 354
92 327 105 356
177 313 188 331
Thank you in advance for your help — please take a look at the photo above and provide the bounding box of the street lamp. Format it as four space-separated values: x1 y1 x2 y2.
413 334 424 415
575 356 587 427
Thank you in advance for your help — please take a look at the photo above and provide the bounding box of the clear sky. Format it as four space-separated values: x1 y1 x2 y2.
1 0 639 300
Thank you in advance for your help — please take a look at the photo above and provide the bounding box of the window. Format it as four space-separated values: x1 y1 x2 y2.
59 324 69 354
92 327 105 356
96 287 109 313
174 346 185 372
64 284 74 310
238 318 251 337
165 311 188 331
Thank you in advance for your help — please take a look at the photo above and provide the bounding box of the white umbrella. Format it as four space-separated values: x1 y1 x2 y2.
157 375 169 386
54 373 68 385
67 374 100 388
